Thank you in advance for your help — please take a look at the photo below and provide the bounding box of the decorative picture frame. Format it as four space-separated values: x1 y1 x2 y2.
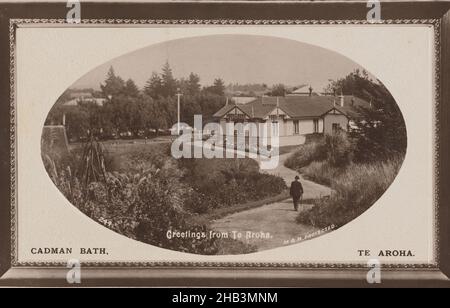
0 1 449 287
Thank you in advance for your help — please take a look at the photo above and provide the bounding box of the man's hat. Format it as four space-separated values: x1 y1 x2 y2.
295 175 300 180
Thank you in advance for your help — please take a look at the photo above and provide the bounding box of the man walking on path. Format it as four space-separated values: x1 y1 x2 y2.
290 175 304 211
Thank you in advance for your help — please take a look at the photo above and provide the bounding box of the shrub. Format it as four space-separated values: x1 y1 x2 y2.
297 156 404 228
242 172 287 200
284 139 327 170
48 157 223 254
285 131 355 171
42 142 261 255
104 143 171 172
185 189 219 214
324 131 354 167
300 161 341 187
180 158 287 213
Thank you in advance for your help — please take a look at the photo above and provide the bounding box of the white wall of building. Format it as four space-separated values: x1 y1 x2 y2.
323 114 349 134
284 119 321 136
218 114 326 147
285 120 294 136
299 119 314 135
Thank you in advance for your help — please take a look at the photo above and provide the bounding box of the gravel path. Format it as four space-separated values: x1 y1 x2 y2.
211 152 332 251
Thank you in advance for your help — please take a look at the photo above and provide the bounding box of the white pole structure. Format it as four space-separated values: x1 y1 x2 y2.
176 89 182 135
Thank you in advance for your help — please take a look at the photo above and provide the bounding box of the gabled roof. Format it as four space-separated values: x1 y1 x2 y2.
281 96 337 118
213 104 252 118
213 104 237 118
239 101 280 118
214 95 370 120
291 85 310 94
320 107 349 118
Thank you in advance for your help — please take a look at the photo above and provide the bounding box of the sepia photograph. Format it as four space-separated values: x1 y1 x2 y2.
41 34 407 255
1 0 449 288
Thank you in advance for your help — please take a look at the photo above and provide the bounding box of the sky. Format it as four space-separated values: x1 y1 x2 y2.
71 34 367 93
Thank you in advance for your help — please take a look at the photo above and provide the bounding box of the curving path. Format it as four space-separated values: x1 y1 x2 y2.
211 152 332 251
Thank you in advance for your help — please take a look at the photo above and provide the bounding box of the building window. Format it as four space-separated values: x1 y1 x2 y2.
272 121 279 136
313 119 319 133
293 120 299 134
269 114 285 121
227 113 246 121
332 123 341 133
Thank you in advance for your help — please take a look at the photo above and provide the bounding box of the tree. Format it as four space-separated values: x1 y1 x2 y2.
141 95 157 135
103 97 128 135
125 98 146 137
100 66 125 98
177 77 188 96
160 61 178 98
268 84 287 97
77 100 104 134
204 78 225 96
153 97 174 134
144 72 163 99
47 65 240 141
180 95 202 126
186 73 201 96
197 93 226 123
325 70 407 162
64 107 90 141
124 79 140 98
212 78 225 96
45 104 65 126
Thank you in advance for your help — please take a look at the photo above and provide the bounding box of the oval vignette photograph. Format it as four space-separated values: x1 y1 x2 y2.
41 34 407 255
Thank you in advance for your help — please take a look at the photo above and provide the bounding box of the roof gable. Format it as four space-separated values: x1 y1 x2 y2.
213 104 236 118
321 107 349 118
213 104 252 118
267 107 288 117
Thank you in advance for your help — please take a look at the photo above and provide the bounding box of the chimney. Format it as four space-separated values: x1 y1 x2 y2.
226 97 229 106
340 91 344 107
252 105 255 118
276 97 280 116
309 85 313 97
